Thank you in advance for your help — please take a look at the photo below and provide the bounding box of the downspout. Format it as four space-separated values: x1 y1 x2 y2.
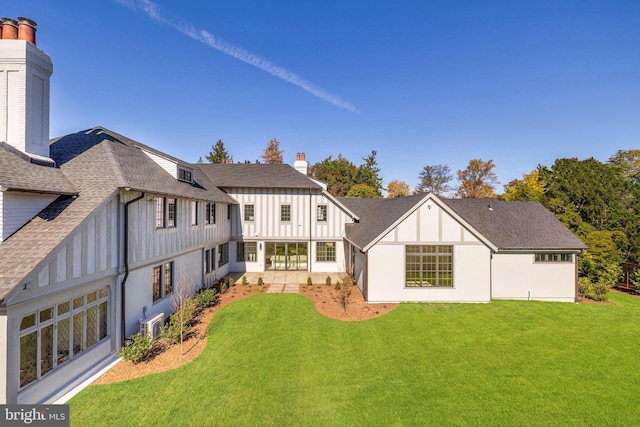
121 191 144 346
309 188 312 273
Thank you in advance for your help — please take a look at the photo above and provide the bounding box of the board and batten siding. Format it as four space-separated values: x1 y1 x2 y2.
228 188 351 240
0 192 57 242
366 200 492 303
125 193 230 267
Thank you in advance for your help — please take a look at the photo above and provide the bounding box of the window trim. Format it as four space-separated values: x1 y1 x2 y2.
405 245 454 288
534 253 573 263
18 286 109 389
317 205 328 222
316 241 336 262
191 201 198 226
280 204 291 222
237 242 257 262
152 262 174 302
244 204 255 221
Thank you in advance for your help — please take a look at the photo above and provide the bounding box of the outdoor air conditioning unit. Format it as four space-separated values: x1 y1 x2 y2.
140 313 164 340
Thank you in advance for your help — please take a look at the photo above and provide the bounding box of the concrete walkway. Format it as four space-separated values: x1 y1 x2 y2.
227 271 344 293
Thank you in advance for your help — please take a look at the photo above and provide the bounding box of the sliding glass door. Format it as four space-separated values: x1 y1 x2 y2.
265 242 308 270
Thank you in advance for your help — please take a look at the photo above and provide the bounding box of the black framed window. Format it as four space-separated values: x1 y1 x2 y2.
281 204 291 222
405 245 453 287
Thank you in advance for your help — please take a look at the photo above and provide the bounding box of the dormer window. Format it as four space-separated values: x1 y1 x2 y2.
178 167 193 183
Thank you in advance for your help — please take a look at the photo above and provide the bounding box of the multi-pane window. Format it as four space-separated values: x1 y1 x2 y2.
205 203 216 225
191 201 198 226
405 245 453 287
316 242 336 262
155 197 165 228
535 253 573 263
205 248 216 274
237 242 257 262
167 198 176 228
281 204 291 222
152 262 173 301
219 243 229 266
178 167 192 182
244 204 255 221
156 197 177 228
19 287 109 389
317 205 328 222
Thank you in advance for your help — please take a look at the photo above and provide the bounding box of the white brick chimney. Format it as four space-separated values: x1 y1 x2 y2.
294 152 308 174
0 17 54 164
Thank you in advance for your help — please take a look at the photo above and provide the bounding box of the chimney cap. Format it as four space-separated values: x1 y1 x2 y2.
17 17 37 27
2 17 18 25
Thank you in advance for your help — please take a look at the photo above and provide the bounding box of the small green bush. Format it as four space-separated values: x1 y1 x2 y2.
258 277 264 286
578 277 591 299
118 332 155 364
335 281 341 290
242 276 248 286
218 279 228 294
307 276 312 286
593 281 611 302
325 276 332 286
160 316 183 345
195 288 218 309
229 277 235 287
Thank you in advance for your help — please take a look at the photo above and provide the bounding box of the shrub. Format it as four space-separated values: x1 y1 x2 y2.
326 276 332 286
195 288 218 309
160 315 184 345
335 281 341 290
218 279 228 294
258 277 264 286
578 277 611 302
307 276 312 286
118 332 155 364
577 277 591 299
229 277 235 287
593 281 611 302
242 276 248 286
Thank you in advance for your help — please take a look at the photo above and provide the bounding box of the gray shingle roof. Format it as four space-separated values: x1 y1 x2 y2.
0 126 236 302
340 194 586 251
441 198 586 250
339 194 428 250
0 142 76 194
51 127 236 204
196 163 322 189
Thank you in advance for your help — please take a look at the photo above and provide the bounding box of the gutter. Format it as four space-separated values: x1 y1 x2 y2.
121 191 144 346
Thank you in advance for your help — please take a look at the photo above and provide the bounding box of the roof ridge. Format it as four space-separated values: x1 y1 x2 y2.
100 141 129 188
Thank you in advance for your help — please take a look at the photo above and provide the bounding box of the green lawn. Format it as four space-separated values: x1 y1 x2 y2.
70 292 640 426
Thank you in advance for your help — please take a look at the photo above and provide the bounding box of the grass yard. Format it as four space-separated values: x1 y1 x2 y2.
70 292 640 426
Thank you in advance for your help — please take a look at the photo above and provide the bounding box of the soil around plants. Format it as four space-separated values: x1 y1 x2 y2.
94 282 397 385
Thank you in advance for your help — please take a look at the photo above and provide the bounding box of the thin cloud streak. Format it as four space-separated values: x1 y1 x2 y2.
115 0 358 113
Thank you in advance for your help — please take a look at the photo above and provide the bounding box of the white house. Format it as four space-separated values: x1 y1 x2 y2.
340 194 586 303
0 17 586 405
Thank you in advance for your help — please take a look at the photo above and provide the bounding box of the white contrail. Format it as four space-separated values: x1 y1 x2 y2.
115 0 358 113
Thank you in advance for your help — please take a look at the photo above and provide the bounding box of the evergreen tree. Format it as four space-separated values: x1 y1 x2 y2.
206 140 230 163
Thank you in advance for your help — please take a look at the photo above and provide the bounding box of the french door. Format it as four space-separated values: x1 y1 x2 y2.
265 242 308 270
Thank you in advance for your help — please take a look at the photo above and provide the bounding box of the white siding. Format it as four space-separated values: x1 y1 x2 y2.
226 188 353 273
1 192 57 242
491 253 577 302
366 243 491 303
140 149 178 178
365 199 490 303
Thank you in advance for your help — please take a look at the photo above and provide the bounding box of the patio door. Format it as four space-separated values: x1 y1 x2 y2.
265 242 308 270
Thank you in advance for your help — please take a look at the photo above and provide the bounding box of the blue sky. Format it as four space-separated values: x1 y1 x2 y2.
7 1 639 192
